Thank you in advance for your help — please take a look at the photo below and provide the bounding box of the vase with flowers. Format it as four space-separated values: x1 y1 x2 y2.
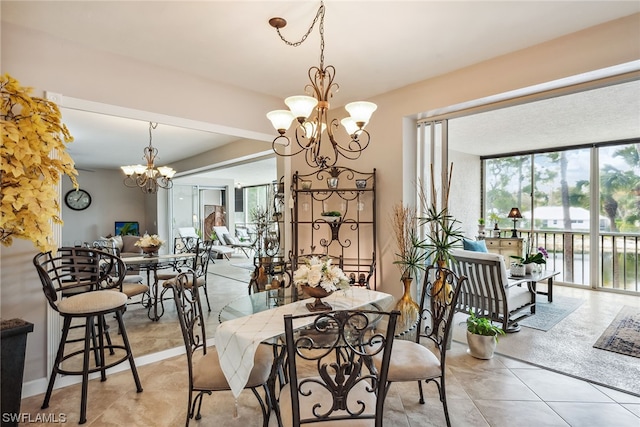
511 245 548 274
391 204 428 330
135 233 164 256
293 256 350 311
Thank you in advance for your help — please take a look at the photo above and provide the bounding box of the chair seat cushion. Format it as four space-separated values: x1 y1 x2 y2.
193 345 273 391
162 276 205 289
279 377 376 427
374 339 441 382
156 272 178 280
504 284 534 314
120 283 149 298
57 290 128 314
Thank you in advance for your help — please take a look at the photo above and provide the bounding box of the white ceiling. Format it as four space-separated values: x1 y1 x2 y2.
3 1 639 183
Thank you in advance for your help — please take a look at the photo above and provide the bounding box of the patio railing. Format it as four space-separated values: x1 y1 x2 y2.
524 230 639 293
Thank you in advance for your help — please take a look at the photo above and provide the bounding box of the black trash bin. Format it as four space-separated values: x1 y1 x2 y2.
1 319 34 427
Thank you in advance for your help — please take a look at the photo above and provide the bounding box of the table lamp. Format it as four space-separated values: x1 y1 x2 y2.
507 207 522 238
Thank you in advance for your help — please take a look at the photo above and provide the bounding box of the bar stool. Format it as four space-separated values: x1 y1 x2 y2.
33 247 143 424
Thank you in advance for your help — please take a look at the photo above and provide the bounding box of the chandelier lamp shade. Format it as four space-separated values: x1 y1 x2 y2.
121 122 175 193
266 1 377 170
507 207 523 238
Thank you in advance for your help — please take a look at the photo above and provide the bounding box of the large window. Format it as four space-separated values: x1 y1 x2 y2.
239 184 272 227
484 141 639 291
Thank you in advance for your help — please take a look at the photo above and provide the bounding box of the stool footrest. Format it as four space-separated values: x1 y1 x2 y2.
57 345 132 376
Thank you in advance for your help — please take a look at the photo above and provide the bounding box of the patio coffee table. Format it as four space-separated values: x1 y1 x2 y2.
509 269 560 303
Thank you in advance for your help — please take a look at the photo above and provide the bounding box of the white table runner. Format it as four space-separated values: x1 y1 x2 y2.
215 287 393 398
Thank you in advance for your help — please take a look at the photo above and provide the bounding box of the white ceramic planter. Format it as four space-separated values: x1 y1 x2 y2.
467 331 497 359
510 263 525 277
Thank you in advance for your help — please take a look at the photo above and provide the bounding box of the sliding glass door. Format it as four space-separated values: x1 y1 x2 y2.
170 184 227 247
483 141 639 292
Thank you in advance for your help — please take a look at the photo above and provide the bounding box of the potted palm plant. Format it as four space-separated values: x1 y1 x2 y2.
419 205 463 267
414 166 464 355
417 164 463 268
466 311 505 359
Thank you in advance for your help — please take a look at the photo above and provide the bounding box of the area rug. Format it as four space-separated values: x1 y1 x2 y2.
593 306 640 358
519 295 584 331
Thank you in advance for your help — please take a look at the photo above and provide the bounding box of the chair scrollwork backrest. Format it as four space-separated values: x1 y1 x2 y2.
170 271 206 369
91 239 120 256
175 236 200 254
283 309 398 426
416 265 466 359
192 239 213 278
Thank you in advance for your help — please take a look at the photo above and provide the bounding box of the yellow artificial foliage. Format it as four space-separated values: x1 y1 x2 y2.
1 74 78 252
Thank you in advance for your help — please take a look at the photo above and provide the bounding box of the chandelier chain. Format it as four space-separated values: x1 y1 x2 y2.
148 122 158 146
267 0 376 169
275 3 325 67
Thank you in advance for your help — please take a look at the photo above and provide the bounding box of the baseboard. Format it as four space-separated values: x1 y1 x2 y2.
21 346 186 399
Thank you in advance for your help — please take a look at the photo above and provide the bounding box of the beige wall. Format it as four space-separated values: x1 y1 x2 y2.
326 13 640 299
1 14 639 389
0 22 281 137
60 170 150 245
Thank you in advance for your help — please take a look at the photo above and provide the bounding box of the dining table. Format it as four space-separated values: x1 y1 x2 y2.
214 286 395 401
123 252 196 321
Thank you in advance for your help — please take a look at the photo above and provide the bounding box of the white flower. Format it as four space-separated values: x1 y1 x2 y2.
293 256 350 293
134 233 164 248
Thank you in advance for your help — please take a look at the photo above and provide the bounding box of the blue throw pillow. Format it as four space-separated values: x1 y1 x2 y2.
463 238 488 252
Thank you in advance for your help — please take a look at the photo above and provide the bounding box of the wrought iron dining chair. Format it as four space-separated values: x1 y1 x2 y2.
90 240 150 308
156 236 201 281
161 239 214 311
280 309 399 427
174 235 200 253
373 265 466 427
33 247 143 424
170 272 273 426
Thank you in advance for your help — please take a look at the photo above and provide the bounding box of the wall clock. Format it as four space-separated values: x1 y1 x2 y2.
64 189 92 211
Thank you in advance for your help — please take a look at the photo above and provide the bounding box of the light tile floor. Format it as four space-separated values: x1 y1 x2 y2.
20 255 640 426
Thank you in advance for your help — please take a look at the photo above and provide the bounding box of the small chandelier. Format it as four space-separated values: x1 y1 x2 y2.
266 1 377 170
121 122 175 193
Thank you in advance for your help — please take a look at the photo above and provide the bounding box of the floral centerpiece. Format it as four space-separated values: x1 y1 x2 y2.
135 233 164 255
293 256 349 311
511 245 548 275
511 246 548 265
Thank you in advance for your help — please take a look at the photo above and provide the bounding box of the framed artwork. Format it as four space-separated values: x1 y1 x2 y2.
115 221 139 236
204 205 226 241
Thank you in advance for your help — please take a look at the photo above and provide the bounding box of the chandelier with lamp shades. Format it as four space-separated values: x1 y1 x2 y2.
120 122 175 193
266 1 377 170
